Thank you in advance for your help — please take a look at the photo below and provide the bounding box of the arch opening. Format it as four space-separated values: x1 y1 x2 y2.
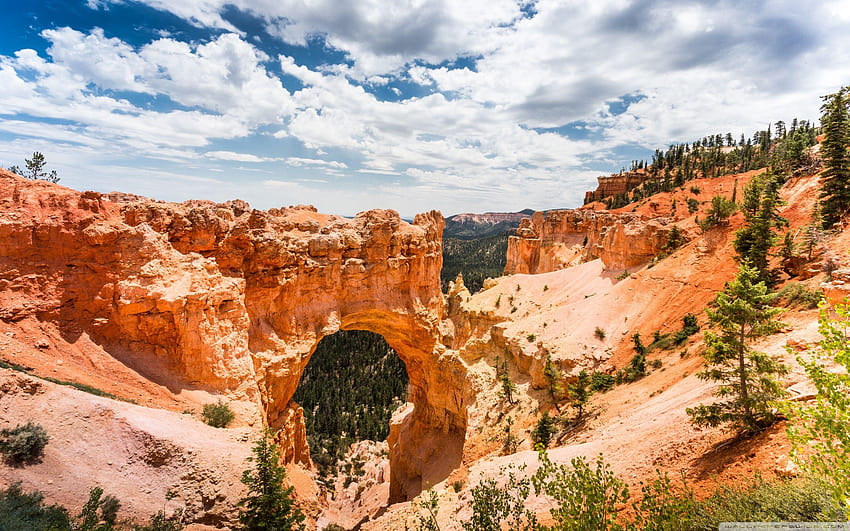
292 329 408 488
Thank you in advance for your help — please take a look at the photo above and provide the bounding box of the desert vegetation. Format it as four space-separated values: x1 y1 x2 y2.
0 422 49 464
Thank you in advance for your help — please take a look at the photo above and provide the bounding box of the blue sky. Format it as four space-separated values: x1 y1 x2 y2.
1 0 848 217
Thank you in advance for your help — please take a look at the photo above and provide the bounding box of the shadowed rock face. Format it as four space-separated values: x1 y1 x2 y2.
0 170 466 502
505 209 674 273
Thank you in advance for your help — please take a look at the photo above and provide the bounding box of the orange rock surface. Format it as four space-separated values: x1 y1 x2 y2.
583 169 647 204
0 169 465 503
505 209 674 273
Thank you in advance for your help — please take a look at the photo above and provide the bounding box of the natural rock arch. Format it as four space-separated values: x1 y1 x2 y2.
284 309 468 502
233 207 470 502
0 172 469 503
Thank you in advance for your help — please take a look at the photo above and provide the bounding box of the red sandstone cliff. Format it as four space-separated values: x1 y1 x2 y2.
583 170 647 204
0 169 463 503
505 209 675 274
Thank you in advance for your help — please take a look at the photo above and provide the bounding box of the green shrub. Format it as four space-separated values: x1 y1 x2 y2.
0 422 49 463
590 372 616 392
689 476 844 529
0 483 70 531
75 486 120 531
462 467 537 531
777 282 823 309
594 327 606 340
630 471 699 531
616 270 630 281
412 489 441 531
663 225 686 253
649 332 675 351
202 400 235 428
531 452 629 531
672 313 700 345
697 196 737 231
687 198 699 214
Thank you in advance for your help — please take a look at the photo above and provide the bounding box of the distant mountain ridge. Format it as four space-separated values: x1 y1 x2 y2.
443 209 534 239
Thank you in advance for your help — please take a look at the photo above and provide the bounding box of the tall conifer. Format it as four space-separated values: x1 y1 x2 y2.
687 262 787 434
819 86 850 228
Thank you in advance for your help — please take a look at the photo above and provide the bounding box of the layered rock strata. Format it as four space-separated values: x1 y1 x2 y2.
583 170 647 204
505 209 674 274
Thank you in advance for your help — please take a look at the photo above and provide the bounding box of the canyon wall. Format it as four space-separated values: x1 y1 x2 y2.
0 170 466 502
505 209 674 274
583 170 646 204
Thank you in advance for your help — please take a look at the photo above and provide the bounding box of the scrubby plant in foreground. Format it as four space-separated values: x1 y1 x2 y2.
0 421 49 463
462 466 538 531
0 482 71 530
784 302 850 517
74 486 121 531
689 475 844 529
132 509 184 531
532 452 629 531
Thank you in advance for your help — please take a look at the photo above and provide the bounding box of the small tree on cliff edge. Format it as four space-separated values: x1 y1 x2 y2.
7 152 60 183
687 262 787 434
238 429 305 531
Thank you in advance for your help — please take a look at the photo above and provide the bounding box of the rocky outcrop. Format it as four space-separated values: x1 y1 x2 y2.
0 170 467 503
583 170 647 204
505 209 674 274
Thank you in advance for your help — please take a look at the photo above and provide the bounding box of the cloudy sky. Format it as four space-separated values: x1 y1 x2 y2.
1 1 848 217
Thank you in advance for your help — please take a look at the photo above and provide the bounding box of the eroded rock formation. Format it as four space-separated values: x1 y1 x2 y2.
505 209 674 274
583 170 647 204
0 170 466 502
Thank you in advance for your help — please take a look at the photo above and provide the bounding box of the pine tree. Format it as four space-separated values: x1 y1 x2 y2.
543 354 563 413
687 262 787 434
19 152 61 183
819 86 850 228
568 370 592 419
733 172 787 284
238 430 306 531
